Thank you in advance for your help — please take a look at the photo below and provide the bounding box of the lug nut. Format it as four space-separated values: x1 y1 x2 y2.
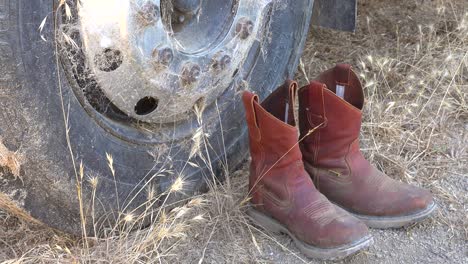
152 47 173 66
136 2 159 26
235 18 254 39
178 15 186 23
212 53 232 71
181 63 201 85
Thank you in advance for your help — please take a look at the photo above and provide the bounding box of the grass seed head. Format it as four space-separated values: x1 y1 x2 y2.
170 177 184 193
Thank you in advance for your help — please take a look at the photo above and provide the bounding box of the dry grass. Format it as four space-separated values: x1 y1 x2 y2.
0 140 22 179
1 0 467 263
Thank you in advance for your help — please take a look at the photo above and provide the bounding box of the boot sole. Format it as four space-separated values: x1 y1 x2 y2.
247 207 374 260
348 201 437 229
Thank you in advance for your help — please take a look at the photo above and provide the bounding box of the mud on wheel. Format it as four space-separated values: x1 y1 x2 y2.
0 0 313 234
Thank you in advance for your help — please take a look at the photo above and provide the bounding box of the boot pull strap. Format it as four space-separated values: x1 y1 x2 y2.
242 91 261 141
333 64 352 99
334 63 352 85
285 80 298 126
334 64 364 109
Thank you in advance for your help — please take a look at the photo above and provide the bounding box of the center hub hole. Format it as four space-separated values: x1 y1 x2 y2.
135 96 159 115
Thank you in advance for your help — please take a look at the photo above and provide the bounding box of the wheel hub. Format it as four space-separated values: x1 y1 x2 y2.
78 0 272 123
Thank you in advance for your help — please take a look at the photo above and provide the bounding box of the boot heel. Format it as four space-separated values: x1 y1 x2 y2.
247 207 285 235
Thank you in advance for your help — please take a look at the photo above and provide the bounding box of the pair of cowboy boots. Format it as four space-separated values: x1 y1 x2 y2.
242 64 436 260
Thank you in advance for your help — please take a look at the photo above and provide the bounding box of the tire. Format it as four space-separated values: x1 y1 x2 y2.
0 0 313 235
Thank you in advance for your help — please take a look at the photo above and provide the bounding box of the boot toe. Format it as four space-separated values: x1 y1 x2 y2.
353 185 437 229
374 184 435 217
361 178 435 218
403 186 434 215
320 208 370 248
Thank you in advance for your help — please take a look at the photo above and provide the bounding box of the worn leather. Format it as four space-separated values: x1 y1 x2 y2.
243 81 369 248
299 64 433 217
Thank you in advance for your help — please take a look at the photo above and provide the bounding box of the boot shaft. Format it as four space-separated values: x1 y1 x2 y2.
242 81 306 206
243 81 302 168
317 64 364 110
299 64 364 165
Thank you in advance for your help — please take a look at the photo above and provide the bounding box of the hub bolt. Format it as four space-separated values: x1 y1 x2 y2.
136 2 159 26
212 52 232 71
235 18 254 39
152 47 174 66
178 15 186 23
181 63 201 85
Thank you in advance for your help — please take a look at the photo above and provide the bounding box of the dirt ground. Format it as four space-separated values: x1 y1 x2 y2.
1 0 467 263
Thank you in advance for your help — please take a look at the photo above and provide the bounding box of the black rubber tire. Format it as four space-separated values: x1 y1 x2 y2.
0 0 313 235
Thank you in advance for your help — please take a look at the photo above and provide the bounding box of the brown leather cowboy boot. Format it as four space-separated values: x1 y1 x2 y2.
298 64 436 229
243 80 372 260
